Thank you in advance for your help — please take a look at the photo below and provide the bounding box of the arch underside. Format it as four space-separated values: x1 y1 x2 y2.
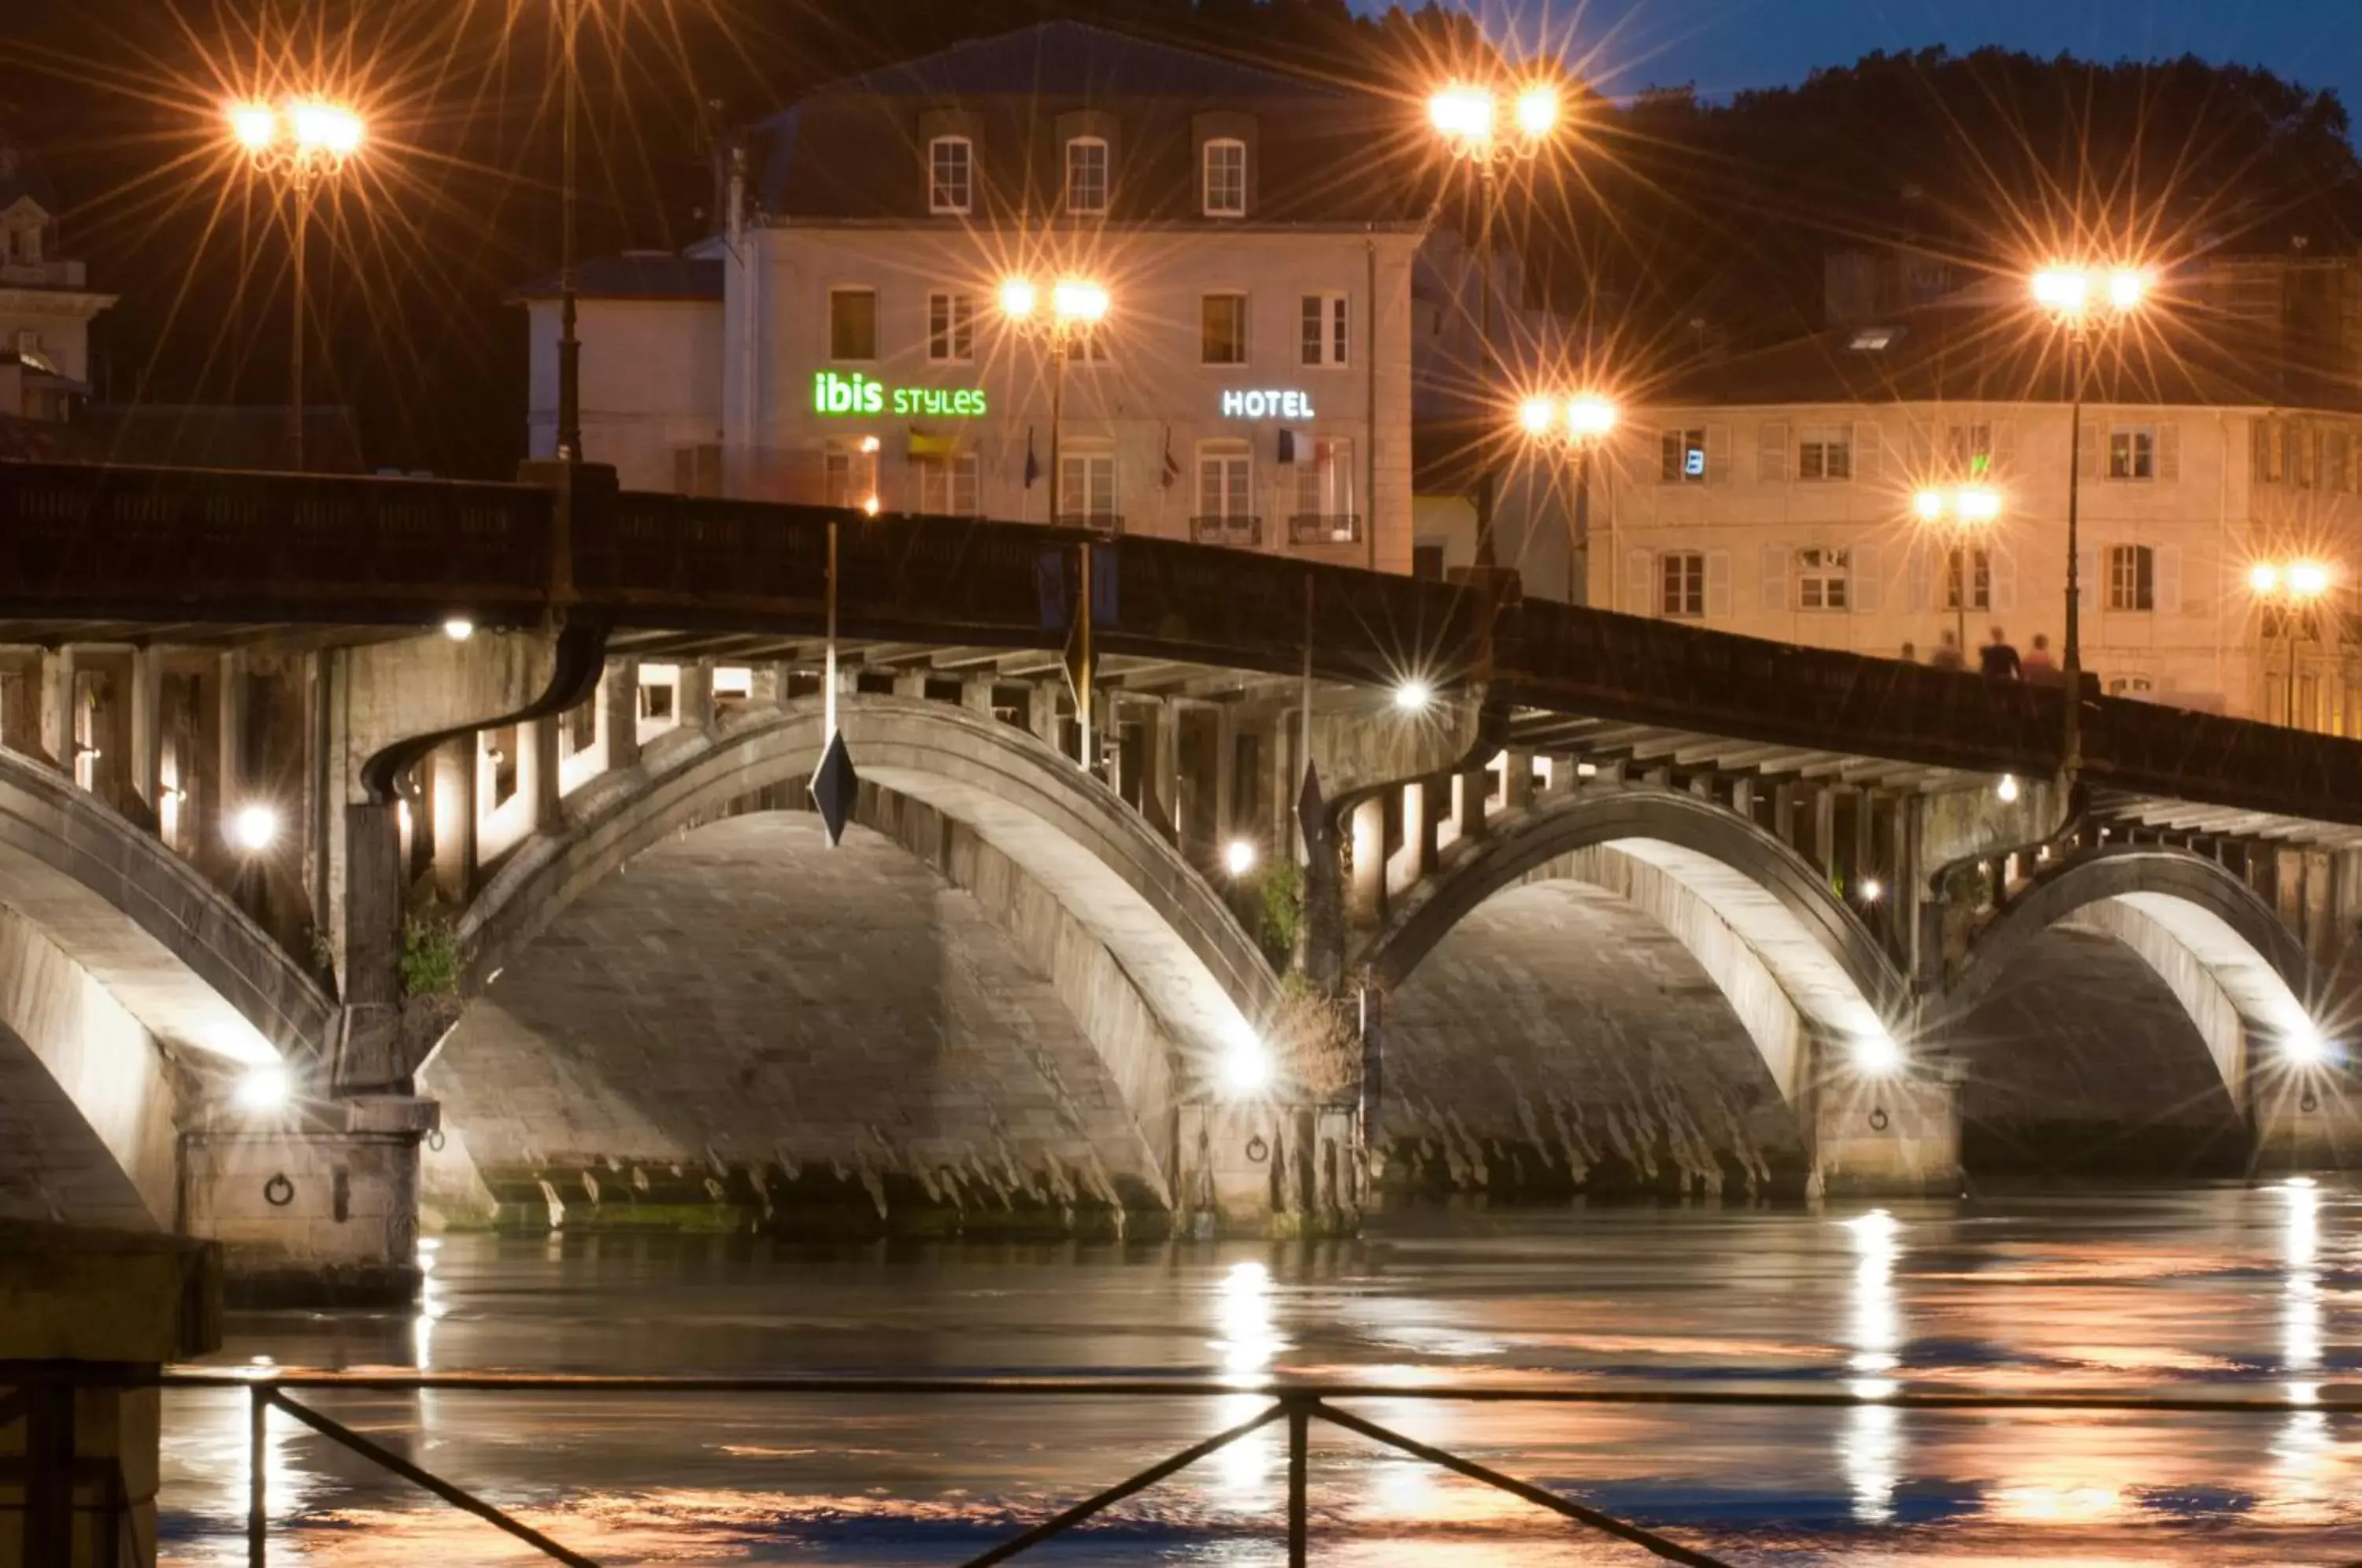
1381 842 1849 1200
431 698 1277 1234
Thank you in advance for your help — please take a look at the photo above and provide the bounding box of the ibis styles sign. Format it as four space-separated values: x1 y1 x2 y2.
812 371 987 418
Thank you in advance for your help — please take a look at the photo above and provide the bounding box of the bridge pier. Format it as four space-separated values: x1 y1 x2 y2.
1806 1056 1962 1197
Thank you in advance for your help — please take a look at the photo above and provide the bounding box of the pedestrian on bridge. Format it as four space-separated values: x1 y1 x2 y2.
1979 626 2022 681
1931 631 1964 671
2022 634 2058 685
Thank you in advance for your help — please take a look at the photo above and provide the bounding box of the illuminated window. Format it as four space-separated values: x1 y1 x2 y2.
916 452 979 516
1796 546 1850 610
1201 292 1248 365
1300 294 1348 367
1065 137 1109 214
2107 424 2156 480
1797 425 1853 480
1058 449 1117 528
823 439 877 508
1293 436 1355 539
1203 139 1246 216
1946 422 1992 471
828 288 876 361
1660 552 1705 617
1946 547 1991 612
927 291 973 362
928 137 972 214
1660 428 1706 483
2107 544 2154 611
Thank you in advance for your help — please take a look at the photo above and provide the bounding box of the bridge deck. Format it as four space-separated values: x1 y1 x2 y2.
1 460 2357 840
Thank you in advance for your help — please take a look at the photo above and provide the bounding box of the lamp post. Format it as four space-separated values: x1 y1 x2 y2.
1912 483 2004 654
1516 391 1617 599
2031 263 2149 776
555 0 584 461
2249 559 2333 727
227 98 365 472
1000 276 1112 775
1430 80 1560 571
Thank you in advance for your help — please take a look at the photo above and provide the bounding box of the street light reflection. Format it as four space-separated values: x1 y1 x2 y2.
1212 1259 1287 1501
1840 1208 1904 1523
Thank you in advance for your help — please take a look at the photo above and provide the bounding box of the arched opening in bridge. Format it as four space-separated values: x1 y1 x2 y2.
421 812 1178 1233
1383 875 1810 1200
1374 824 1905 1203
1952 923 2249 1177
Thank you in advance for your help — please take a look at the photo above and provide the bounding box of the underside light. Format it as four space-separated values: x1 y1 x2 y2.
1224 838 1258 877
1852 1033 1905 1076
1220 1033 1272 1098
2285 1023 2331 1068
231 803 280 852
1857 877 1885 903
1996 774 2020 803
861 495 882 517
233 1063 291 1113
1394 679 1434 713
442 616 475 642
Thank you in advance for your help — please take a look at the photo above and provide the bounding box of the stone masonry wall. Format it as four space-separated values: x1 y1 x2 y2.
1380 878 1808 1201
420 813 1172 1237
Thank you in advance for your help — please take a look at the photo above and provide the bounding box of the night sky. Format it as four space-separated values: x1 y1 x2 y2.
1512 0 2362 120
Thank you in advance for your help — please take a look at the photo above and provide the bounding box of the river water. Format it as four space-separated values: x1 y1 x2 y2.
160 1182 2362 1565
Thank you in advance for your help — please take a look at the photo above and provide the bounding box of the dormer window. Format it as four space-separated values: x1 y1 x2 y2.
928 136 972 215
1203 139 1246 217
1064 137 1109 215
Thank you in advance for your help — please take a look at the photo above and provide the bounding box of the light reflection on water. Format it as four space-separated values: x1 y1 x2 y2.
160 1185 2362 1564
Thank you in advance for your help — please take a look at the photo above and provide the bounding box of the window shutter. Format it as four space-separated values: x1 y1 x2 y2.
1852 421 1882 482
2252 418 2272 483
2157 422 2181 483
1851 541 1883 612
1758 545 1790 612
1906 420 1933 474
1757 421 1790 482
1991 545 2020 613
1991 420 2017 473
1705 424 1731 483
1705 551 1732 617
2076 419 2101 481
1627 549 1653 616
2155 545 2182 616
1907 542 1932 610
2074 547 2097 612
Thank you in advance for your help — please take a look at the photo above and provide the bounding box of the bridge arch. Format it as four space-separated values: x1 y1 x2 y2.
1359 786 1911 1196
1367 786 1908 1092
425 696 1281 1227
1946 845 2313 1117
0 749 339 1228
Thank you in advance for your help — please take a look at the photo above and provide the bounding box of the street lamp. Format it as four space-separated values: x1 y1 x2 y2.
225 97 365 472
1517 391 1619 599
1912 483 2004 653
1430 78 1561 570
2031 262 2150 776
999 274 1110 528
1001 274 1112 775
2249 558 2334 727
553 0 592 461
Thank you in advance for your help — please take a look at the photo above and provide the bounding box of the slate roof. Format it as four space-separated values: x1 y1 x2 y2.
1651 297 2362 414
753 20 1419 226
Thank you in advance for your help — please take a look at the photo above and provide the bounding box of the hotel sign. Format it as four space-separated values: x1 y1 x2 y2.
1220 388 1317 420
813 371 988 418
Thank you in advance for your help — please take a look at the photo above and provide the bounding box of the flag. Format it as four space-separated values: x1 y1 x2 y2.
1161 426 1179 489
1023 426 1040 489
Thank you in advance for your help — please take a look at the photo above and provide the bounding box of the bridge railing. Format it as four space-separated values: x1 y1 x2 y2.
2086 691 2362 817
131 1367 2362 1568
0 461 553 623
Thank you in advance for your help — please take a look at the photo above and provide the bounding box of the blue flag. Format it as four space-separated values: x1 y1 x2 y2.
1023 426 1040 489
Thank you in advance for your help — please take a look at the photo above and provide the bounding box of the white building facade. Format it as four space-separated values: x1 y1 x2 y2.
526 22 1424 571
1583 393 2362 731
0 136 114 420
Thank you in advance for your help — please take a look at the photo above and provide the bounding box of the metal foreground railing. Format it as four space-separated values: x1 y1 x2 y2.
141 1371 2362 1568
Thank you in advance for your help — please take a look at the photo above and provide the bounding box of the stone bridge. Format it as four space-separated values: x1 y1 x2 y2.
2 459 2360 1299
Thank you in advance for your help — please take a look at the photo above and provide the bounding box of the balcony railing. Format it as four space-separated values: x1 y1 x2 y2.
1189 513 1261 547
83 1366 2362 1568
1289 512 1362 545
